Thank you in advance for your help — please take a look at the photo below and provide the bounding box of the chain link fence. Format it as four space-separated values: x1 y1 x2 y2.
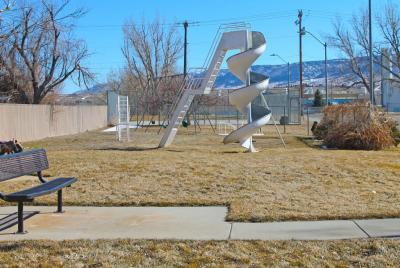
121 89 302 128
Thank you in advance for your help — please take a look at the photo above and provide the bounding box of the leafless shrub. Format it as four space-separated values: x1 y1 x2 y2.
314 102 397 150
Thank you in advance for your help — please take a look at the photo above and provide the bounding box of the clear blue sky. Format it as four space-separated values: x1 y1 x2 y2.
64 0 386 93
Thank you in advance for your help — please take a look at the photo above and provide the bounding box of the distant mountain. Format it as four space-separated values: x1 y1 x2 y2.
74 83 109 95
73 58 370 95
214 58 357 89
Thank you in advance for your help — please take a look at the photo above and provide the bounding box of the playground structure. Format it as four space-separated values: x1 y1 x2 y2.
109 23 299 148
159 23 272 151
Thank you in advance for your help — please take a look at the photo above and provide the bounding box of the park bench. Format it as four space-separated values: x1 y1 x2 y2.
0 149 77 234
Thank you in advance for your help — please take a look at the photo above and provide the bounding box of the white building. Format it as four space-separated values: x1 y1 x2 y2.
381 49 400 112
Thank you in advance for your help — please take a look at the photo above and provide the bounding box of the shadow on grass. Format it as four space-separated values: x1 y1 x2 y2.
95 146 159 152
0 242 21 250
222 151 242 154
296 136 323 149
164 149 185 153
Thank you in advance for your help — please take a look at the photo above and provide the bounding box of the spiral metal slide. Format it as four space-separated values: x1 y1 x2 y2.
223 32 271 151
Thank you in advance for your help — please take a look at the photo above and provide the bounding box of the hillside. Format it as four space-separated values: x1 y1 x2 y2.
214 58 358 89
74 58 372 94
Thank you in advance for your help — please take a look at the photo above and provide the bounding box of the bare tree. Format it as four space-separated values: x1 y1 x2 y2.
329 9 372 96
121 18 183 113
329 2 400 100
0 0 93 104
377 2 400 83
0 0 17 100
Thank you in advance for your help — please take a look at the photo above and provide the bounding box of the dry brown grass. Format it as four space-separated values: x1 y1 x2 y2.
0 239 399 267
1 124 399 222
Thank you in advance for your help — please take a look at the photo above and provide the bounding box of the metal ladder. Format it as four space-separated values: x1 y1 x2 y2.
117 95 130 142
204 50 227 93
158 78 202 147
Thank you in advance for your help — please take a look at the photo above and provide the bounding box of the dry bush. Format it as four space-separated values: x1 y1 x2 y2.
314 102 398 150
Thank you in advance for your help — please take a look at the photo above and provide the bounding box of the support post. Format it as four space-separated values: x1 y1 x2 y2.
283 106 286 134
57 190 63 213
324 43 328 105
297 10 304 116
245 29 256 152
183 21 191 127
183 21 188 78
307 107 310 136
287 62 291 122
368 0 374 108
17 202 24 234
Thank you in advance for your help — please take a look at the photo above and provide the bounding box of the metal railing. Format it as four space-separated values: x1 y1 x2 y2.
201 22 250 71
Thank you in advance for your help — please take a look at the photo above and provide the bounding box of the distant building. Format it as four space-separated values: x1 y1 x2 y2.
381 49 400 112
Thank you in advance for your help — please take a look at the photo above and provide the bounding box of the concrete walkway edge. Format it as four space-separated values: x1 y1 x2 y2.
0 206 399 241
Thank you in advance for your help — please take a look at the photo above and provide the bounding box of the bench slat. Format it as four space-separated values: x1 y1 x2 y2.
0 149 49 182
4 177 77 202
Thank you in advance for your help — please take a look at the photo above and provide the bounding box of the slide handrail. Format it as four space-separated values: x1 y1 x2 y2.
202 22 250 73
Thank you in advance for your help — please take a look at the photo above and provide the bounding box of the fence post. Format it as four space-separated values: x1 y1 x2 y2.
307 107 310 136
283 106 286 134
235 110 238 129
215 106 217 129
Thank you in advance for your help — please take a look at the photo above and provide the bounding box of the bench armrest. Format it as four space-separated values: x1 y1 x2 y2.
37 171 47 184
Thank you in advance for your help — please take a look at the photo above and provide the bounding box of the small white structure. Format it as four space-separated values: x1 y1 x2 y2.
381 49 400 112
116 95 130 142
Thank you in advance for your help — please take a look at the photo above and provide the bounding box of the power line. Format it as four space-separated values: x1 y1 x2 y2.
74 9 354 30
74 10 299 29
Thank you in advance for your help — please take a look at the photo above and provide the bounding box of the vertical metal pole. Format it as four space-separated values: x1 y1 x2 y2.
215 105 217 128
324 43 328 106
298 10 304 116
236 110 239 129
283 106 286 134
183 21 190 124
57 190 63 213
183 21 188 78
194 103 197 134
245 29 254 152
287 62 290 123
368 0 374 108
307 107 310 136
17 202 24 234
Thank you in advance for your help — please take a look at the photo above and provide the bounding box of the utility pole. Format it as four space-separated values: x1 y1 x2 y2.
324 42 328 105
303 29 329 106
368 0 374 108
183 21 189 78
296 10 304 116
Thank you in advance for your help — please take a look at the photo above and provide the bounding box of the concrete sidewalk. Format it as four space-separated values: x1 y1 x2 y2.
0 206 399 241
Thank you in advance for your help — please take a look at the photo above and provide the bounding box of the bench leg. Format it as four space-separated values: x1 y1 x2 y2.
57 190 64 213
17 202 25 234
